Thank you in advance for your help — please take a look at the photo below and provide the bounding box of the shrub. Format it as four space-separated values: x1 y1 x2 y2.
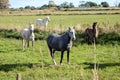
0 29 119 45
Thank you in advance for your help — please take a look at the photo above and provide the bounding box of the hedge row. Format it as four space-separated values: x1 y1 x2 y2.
0 29 119 45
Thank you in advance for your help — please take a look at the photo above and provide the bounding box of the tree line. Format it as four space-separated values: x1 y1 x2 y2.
0 0 120 9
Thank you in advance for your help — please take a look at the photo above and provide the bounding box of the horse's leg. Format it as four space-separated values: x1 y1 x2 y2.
32 40 34 50
48 45 57 65
85 33 88 44
95 37 97 44
85 36 87 43
22 39 24 50
86 36 89 44
27 40 29 48
60 51 64 65
52 50 57 65
87 36 90 44
67 49 70 64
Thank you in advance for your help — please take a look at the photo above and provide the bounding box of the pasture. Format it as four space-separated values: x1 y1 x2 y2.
0 14 120 31
0 13 120 80
0 38 120 80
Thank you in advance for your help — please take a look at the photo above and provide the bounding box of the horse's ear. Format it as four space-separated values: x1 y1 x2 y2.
68 27 71 30
73 26 76 29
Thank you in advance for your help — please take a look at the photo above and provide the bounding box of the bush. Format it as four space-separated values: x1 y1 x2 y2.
0 29 119 45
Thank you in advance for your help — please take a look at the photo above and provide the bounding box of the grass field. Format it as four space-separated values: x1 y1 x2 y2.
0 38 119 80
0 14 120 31
0 11 120 80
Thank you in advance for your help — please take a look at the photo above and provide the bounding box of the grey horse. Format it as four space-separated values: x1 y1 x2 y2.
21 23 35 49
46 27 76 65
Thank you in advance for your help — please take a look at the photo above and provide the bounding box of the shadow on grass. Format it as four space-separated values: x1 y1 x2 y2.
83 62 120 69
0 61 52 72
0 63 42 72
0 63 35 72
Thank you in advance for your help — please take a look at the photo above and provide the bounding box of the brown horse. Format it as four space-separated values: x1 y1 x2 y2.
85 22 98 44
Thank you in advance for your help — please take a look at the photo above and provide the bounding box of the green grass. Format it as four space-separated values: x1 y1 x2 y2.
0 14 120 80
0 38 119 80
0 14 120 30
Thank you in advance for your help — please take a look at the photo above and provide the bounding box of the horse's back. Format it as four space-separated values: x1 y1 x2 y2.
47 34 62 50
36 19 42 25
36 19 42 21
85 28 93 37
21 29 29 39
47 34 61 43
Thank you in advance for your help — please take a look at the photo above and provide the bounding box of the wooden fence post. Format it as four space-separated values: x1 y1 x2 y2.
16 73 21 80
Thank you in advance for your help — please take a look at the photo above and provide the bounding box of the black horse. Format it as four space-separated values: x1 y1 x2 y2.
46 27 76 65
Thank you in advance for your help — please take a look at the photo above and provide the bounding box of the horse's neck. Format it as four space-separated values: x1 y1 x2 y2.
29 30 34 36
62 33 72 44
93 26 97 32
43 18 48 23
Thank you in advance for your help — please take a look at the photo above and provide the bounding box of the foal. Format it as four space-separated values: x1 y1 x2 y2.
21 24 35 49
85 22 98 44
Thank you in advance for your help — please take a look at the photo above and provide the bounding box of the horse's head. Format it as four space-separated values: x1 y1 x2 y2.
29 23 34 31
92 22 97 29
67 27 76 40
46 16 50 22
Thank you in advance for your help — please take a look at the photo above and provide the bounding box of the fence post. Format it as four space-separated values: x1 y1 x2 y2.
93 38 99 80
16 73 21 80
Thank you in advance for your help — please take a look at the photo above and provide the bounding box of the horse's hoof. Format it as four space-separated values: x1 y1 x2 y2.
54 63 57 66
60 63 63 65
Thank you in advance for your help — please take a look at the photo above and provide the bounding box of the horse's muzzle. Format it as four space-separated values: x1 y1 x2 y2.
72 37 76 40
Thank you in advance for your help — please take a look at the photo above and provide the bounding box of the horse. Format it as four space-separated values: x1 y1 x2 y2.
20 23 35 49
46 27 76 65
36 16 50 28
85 22 98 44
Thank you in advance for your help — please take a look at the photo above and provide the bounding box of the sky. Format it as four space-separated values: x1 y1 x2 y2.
9 0 119 8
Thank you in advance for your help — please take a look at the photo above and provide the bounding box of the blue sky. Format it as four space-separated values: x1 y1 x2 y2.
10 0 119 8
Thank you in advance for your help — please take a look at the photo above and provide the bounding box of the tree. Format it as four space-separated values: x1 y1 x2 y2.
48 0 56 7
19 7 24 11
60 2 69 8
85 1 97 7
69 2 75 8
40 4 48 9
59 2 74 8
101 2 109 7
31 6 36 10
24 6 31 9
0 0 10 9
79 1 86 7
118 3 120 7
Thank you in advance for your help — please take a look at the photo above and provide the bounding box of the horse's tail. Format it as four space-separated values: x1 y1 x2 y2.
85 28 89 36
46 35 53 48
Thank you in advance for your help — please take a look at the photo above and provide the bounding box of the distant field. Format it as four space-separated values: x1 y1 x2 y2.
0 14 120 31
0 38 119 80
0 8 120 16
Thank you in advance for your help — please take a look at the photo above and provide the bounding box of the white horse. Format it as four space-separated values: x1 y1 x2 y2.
21 24 35 49
36 16 50 28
